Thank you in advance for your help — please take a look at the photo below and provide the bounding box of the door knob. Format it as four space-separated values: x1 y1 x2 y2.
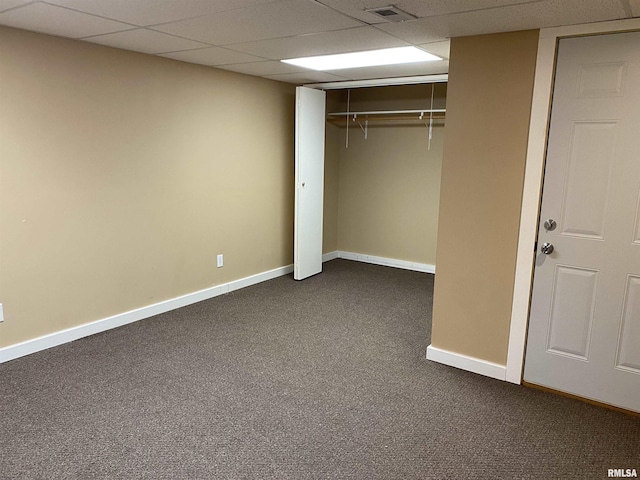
540 242 554 254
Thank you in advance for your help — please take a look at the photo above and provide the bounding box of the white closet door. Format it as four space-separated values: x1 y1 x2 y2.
294 86 326 280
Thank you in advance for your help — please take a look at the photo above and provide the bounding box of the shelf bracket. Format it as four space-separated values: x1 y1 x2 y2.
352 114 368 140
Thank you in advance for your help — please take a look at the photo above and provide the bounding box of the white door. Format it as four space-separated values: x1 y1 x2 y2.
294 86 326 280
524 32 640 413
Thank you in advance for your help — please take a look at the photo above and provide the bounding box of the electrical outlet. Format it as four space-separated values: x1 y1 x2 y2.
217 254 223 268
0 303 4 322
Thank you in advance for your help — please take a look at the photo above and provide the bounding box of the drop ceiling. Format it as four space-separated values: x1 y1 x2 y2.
0 0 636 84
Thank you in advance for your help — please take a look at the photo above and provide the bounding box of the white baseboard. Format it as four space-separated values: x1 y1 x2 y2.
323 250 435 274
322 251 340 262
426 344 507 381
0 264 293 364
1 253 430 364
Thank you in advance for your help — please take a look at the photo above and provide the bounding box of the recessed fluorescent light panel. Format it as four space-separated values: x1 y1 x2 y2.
281 46 441 71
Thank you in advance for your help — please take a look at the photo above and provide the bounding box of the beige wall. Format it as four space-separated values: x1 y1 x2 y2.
0 27 295 348
336 125 443 264
325 85 445 265
430 30 539 365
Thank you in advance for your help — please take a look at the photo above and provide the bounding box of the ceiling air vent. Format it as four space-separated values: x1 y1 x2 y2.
365 6 416 22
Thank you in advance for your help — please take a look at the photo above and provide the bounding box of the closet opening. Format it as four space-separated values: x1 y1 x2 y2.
322 81 447 274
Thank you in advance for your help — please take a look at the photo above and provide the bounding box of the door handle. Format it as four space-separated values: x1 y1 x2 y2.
540 242 554 254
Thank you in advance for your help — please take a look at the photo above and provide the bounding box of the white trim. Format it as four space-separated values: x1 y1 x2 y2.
330 250 435 273
506 17 640 385
304 74 448 90
0 264 293 364
1 252 432 364
322 250 340 262
505 33 557 384
540 18 640 39
426 345 507 381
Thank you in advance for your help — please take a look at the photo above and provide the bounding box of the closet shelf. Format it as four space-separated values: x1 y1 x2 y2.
326 108 445 126
328 108 445 116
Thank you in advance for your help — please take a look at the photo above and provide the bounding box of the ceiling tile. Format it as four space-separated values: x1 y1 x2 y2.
316 0 541 23
82 28 209 55
387 0 545 17
428 0 626 38
265 71 350 84
329 60 449 81
508 0 628 28
0 3 133 38
417 40 450 60
0 0 32 13
42 0 282 26
160 46 266 66
152 0 363 46
229 26 408 61
376 0 627 41
373 20 448 45
217 60 306 76
308 0 395 24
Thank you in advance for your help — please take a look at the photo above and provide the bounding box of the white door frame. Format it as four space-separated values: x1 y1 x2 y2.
506 17 640 384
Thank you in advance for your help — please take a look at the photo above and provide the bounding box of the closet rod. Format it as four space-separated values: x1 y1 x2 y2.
327 108 445 117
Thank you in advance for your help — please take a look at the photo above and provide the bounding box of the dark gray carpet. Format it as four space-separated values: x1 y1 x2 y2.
1 259 638 479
